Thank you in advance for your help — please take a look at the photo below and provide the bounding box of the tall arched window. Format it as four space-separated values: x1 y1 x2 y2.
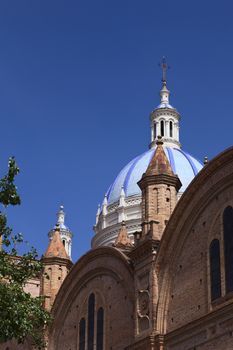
88 293 95 350
223 206 233 293
79 318 86 350
160 120 164 137
97 307 104 350
154 123 156 139
165 188 171 214
210 239 221 301
169 121 173 137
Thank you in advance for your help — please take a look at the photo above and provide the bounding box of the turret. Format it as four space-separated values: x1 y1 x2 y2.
150 57 181 149
113 221 133 251
96 204 101 225
138 136 182 241
41 226 72 311
102 195 108 229
118 186 126 222
48 206 73 258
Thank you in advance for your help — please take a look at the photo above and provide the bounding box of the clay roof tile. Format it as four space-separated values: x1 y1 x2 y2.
44 229 69 259
145 138 174 176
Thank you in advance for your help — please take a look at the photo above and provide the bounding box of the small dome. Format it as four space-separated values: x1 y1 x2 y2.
106 147 203 204
156 102 174 109
53 222 70 231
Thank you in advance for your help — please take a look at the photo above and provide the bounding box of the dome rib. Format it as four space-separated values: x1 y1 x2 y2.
175 148 199 176
166 147 176 174
123 151 149 196
107 157 135 203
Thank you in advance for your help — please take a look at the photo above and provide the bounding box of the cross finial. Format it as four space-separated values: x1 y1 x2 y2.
159 56 169 84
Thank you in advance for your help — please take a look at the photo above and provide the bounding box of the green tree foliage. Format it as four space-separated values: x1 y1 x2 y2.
0 158 51 348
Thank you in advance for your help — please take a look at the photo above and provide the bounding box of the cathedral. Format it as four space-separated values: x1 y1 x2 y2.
3 62 233 350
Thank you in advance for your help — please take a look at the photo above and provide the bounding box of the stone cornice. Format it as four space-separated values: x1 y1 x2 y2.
138 173 182 192
125 333 164 349
150 108 180 120
149 139 181 149
41 256 73 269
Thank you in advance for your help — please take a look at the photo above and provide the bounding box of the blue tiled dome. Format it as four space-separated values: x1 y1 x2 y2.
106 147 203 204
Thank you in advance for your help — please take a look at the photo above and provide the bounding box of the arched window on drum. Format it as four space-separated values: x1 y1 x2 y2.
154 123 156 139
160 120 164 137
169 121 173 137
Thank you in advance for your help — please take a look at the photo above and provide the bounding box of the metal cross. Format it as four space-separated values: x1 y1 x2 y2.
159 56 170 83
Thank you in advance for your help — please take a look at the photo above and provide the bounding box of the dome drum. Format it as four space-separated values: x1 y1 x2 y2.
93 210 142 248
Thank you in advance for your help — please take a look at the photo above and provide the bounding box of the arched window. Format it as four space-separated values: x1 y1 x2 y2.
97 307 104 350
154 123 156 139
62 239 65 247
165 188 171 214
79 318 86 350
88 293 95 350
223 206 233 293
160 120 164 137
169 121 173 137
210 239 221 301
153 187 159 214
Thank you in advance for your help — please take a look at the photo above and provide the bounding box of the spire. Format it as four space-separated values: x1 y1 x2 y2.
113 221 133 249
204 156 208 165
44 226 69 259
119 186 126 207
57 205 65 225
146 137 174 177
159 57 170 105
102 194 108 216
102 194 108 229
118 186 126 222
159 56 169 84
96 204 101 225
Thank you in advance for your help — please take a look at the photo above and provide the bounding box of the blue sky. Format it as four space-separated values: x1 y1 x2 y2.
0 0 233 261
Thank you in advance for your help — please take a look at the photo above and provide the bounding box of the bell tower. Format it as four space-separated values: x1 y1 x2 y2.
41 226 72 311
150 57 181 149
